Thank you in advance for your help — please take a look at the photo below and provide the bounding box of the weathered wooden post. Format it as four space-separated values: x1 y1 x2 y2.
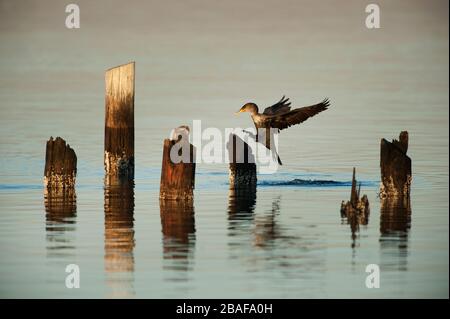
159 126 196 200
104 62 135 178
340 168 370 248
227 133 257 189
44 136 77 190
340 167 370 219
380 131 411 198
44 136 77 221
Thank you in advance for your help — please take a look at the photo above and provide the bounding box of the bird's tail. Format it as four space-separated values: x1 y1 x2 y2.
277 154 283 165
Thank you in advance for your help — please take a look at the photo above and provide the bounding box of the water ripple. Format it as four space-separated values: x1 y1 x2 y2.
258 179 377 187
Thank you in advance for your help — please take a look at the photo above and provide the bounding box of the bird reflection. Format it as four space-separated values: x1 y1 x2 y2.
160 199 196 279
253 197 282 248
44 188 77 258
227 188 283 249
379 197 412 271
227 190 325 279
104 175 135 298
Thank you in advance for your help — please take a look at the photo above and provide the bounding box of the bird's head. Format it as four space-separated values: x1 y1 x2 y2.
235 103 258 115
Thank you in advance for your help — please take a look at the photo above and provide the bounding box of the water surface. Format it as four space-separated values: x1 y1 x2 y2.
0 0 448 298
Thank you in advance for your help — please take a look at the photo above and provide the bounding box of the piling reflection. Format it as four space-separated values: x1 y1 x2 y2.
104 176 135 297
228 186 257 233
339 168 370 249
340 206 370 249
228 189 286 250
227 186 257 264
160 199 196 280
44 188 77 258
379 197 412 271
227 190 325 280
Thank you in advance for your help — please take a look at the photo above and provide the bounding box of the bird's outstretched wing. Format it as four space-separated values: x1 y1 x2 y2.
268 98 330 130
263 95 292 115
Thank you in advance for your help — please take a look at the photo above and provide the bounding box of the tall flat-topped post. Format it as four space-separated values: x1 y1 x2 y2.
104 62 135 178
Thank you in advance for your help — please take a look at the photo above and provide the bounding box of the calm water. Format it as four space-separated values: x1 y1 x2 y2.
0 0 448 298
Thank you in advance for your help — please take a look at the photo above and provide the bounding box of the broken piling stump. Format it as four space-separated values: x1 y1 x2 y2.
159 126 196 200
380 131 411 198
104 62 135 178
340 168 370 248
44 136 77 190
44 136 77 224
340 167 370 219
227 133 257 188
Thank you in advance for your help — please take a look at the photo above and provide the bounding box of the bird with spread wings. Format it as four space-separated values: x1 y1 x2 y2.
235 96 330 164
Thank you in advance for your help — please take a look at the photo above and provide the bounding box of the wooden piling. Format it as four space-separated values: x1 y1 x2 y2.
159 126 196 200
340 167 370 219
104 62 135 178
340 168 370 248
227 133 257 188
380 131 411 198
44 136 77 190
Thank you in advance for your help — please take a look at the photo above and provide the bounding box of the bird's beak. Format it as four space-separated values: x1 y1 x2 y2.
235 109 243 115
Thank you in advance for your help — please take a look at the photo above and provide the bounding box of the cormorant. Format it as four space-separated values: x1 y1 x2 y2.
235 96 330 164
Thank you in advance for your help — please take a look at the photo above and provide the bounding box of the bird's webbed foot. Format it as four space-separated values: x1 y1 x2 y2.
242 129 256 139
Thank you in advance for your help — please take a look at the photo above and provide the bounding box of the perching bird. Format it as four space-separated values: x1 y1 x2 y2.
235 96 330 165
